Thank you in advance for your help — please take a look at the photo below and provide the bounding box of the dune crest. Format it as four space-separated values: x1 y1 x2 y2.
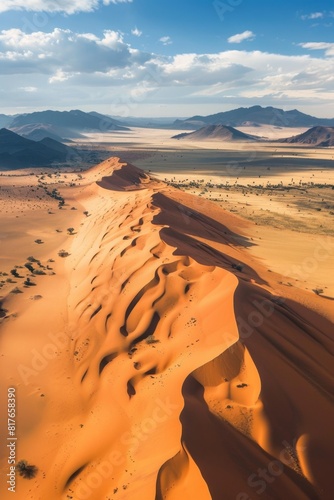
0 157 333 500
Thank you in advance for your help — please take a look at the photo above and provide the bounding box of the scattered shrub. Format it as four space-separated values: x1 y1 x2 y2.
24 278 36 287
0 307 9 318
232 263 244 272
58 250 70 258
146 335 160 344
16 460 38 479
24 263 34 273
27 256 38 263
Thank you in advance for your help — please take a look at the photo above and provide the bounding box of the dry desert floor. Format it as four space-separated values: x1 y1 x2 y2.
0 127 333 500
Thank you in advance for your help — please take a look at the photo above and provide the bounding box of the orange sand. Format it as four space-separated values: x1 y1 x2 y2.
0 158 333 500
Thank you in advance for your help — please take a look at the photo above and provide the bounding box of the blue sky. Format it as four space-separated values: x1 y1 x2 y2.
0 0 333 117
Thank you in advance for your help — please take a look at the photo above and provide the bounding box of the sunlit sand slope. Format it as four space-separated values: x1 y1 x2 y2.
0 158 333 500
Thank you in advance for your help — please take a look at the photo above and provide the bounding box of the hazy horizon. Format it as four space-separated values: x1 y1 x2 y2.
1 104 334 122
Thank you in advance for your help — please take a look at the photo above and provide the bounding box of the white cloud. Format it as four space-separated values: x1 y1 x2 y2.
49 69 73 83
157 53 252 86
159 36 172 46
104 0 133 3
228 30 255 44
0 0 132 14
131 27 142 37
301 12 324 20
19 86 37 92
0 28 150 75
0 0 99 14
0 27 333 117
300 42 334 57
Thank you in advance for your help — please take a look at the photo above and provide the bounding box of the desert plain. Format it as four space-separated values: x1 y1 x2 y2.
0 126 334 500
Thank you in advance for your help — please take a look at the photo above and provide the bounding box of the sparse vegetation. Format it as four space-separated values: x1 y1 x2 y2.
0 307 9 318
27 256 39 263
232 263 244 272
31 295 43 300
146 335 160 344
16 460 38 479
24 278 36 287
33 269 47 275
24 263 35 273
58 249 70 258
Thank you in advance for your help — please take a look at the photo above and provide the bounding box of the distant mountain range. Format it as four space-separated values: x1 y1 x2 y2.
1 106 334 152
172 124 259 142
10 123 73 143
9 109 130 140
279 126 334 147
0 113 13 128
173 105 334 130
172 123 334 147
0 128 80 168
0 109 130 143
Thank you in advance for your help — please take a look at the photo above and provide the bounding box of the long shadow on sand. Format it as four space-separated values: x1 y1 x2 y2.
171 376 320 500
151 191 267 286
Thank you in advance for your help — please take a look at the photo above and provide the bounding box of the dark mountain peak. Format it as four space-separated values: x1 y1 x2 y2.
0 127 79 168
279 126 334 147
10 109 130 132
39 136 66 149
174 106 334 130
0 128 31 149
0 127 19 137
172 124 260 142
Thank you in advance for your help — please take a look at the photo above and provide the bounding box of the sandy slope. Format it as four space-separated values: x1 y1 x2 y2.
0 158 333 500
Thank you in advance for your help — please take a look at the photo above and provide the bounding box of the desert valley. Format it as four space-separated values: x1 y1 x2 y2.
0 104 333 500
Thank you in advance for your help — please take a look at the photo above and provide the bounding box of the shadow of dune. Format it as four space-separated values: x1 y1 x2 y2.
170 376 319 500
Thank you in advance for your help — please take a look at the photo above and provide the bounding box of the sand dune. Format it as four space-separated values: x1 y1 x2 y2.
0 157 333 499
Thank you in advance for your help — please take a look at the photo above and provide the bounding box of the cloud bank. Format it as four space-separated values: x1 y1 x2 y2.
0 27 333 116
0 0 132 14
